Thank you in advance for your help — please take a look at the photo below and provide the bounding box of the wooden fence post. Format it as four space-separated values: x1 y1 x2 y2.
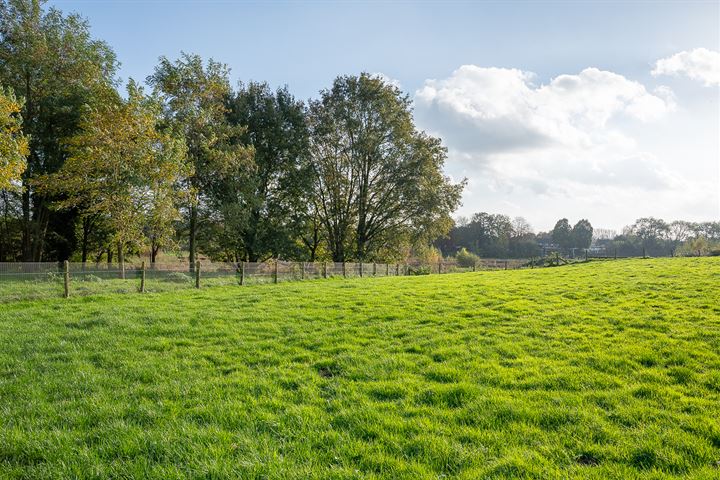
343 262 346 278
504 260 508 270
63 260 69 298
195 260 201 288
301 262 305 280
642 247 646 259
396 263 399 276
240 261 245 286
614 247 617 260
373 262 376 276
274 259 279 284
472 263 476 272
140 261 146 293
438 260 442 274
585 249 588 261
530 257 534 269
386 263 389 276
323 262 327 279
360 262 363 277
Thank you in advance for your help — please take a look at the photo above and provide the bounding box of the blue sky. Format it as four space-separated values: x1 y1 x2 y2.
50 0 720 231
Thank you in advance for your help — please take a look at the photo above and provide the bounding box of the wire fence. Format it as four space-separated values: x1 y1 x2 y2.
0 258 527 302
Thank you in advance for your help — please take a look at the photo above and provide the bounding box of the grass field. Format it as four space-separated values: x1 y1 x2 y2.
0 258 719 479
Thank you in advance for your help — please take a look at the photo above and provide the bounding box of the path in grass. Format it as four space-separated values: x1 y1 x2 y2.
0 258 719 479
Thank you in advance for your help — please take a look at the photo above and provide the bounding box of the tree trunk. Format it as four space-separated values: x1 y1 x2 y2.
21 187 31 261
117 242 125 279
151 242 159 264
189 203 197 272
107 247 113 264
81 217 91 264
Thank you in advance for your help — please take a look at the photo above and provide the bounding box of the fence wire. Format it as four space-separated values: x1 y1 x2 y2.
0 258 527 302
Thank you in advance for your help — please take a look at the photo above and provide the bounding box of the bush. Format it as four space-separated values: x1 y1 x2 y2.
82 274 103 282
408 265 431 275
709 249 720 257
455 248 480 268
164 272 192 283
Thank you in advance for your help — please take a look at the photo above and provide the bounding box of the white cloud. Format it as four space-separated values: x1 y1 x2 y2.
413 65 716 230
652 48 720 86
370 72 402 89
416 65 674 154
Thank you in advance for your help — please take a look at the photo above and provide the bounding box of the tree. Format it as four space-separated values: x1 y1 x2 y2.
551 218 572 249
0 0 118 260
511 217 533 238
572 219 593 249
147 52 252 267
38 82 187 268
630 217 670 255
308 73 463 261
668 220 693 257
0 87 27 189
224 82 310 261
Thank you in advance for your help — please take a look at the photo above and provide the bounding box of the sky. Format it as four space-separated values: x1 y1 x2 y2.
49 0 720 233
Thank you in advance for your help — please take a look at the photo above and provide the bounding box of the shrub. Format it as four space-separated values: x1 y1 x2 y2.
455 248 480 268
164 272 191 283
82 274 103 282
408 265 431 275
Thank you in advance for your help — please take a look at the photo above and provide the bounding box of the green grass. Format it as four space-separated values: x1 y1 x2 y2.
1 258 719 479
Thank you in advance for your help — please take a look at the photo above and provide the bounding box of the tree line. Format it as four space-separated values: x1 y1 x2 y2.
0 0 462 264
436 213 720 259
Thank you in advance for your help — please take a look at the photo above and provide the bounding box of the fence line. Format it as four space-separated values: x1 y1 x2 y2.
0 258 527 301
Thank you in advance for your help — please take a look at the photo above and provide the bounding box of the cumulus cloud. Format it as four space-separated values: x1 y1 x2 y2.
416 65 674 154
413 65 702 229
370 72 402 89
652 48 720 86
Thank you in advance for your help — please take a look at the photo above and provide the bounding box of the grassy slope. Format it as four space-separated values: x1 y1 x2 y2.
0 258 719 479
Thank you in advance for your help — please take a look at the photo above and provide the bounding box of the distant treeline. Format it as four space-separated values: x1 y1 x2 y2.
436 214 720 259
0 0 462 263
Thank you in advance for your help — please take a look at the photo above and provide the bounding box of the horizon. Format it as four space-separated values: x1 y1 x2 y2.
47 0 720 232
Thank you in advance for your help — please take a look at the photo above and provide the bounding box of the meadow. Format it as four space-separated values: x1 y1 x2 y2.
0 258 718 479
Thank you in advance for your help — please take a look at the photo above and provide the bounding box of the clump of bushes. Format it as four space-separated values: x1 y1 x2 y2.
164 272 192 283
408 265 431 275
455 248 480 268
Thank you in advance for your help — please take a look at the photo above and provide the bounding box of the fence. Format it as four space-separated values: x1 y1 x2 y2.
0 258 526 302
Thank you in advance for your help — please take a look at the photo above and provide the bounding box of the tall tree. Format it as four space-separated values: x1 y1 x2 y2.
147 53 252 267
224 82 310 261
0 87 27 189
552 218 572 249
572 219 593 249
308 73 463 261
0 0 118 260
668 220 693 257
38 82 187 266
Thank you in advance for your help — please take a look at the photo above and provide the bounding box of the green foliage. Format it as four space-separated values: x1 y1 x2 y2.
455 247 479 267
163 271 191 283
0 0 118 260
147 52 254 265
0 258 718 478
0 87 28 189
308 73 463 262
215 82 311 261
37 82 187 262
552 218 572 249
572 219 593 249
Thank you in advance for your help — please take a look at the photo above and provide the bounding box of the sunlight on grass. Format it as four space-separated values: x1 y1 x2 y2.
0 258 718 478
